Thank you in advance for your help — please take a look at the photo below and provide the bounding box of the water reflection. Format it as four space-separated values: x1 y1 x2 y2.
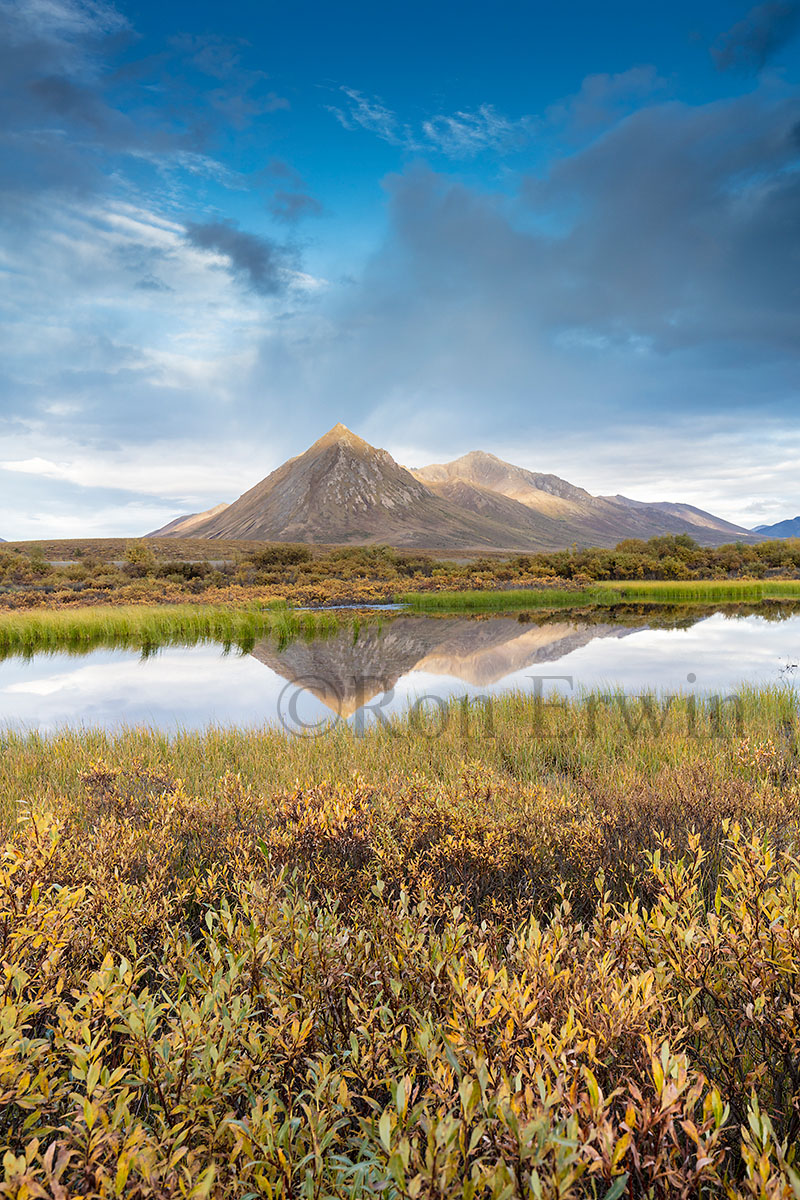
0 606 799 733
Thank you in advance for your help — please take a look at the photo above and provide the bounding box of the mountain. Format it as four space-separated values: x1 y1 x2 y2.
148 424 757 550
149 503 229 538
151 424 554 549
598 494 750 539
412 450 753 547
753 516 800 538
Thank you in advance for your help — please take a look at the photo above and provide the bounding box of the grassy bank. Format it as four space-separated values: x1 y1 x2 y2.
2 691 800 1196
399 585 612 610
401 578 800 610
605 578 800 603
0 601 343 659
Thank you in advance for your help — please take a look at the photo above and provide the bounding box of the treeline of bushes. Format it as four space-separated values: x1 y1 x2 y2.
2 534 800 608
515 532 800 582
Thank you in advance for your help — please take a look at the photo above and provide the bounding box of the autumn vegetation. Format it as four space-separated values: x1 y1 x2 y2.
2 533 800 611
2 689 800 1197
3 531 800 1195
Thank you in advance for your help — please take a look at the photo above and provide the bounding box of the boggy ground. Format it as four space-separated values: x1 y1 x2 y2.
2 690 800 1197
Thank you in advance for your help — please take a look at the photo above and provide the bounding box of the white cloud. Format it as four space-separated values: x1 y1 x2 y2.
326 88 402 143
421 105 534 156
0 439 276 502
327 87 534 158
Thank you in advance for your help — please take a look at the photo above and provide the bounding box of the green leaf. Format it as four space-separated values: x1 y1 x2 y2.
602 1174 629 1200
379 1110 392 1152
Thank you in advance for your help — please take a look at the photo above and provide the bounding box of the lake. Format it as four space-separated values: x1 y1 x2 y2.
2 606 799 734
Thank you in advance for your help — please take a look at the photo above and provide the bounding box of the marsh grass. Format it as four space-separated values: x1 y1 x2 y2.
399 586 615 611
0 601 343 659
605 579 800 603
402 579 800 611
1 683 798 827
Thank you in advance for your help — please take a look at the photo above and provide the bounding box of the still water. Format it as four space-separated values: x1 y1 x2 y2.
1 608 799 734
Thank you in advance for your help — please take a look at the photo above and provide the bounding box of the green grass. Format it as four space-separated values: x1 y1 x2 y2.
0 602 343 659
605 579 800 603
398 586 614 611
400 579 800 611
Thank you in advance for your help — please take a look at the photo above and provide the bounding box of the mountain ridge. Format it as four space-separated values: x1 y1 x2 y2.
148 424 759 550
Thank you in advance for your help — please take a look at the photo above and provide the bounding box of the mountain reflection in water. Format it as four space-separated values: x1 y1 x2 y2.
1 605 799 733
250 614 636 715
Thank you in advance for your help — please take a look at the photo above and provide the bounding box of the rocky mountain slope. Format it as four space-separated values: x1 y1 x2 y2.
148 424 756 550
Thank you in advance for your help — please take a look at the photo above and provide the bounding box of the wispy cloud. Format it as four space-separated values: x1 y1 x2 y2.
327 87 534 158
421 104 534 156
326 87 403 143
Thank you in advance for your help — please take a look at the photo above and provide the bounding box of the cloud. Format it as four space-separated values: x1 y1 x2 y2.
257 85 800 464
326 86 534 158
0 441 272 499
2 0 799 541
421 104 533 156
183 219 295 295
545 67 667 135
0 0 290 220
170 32 290 127
261 159 323 223
712 1 800 72
268 190 323 222
326 87 402 143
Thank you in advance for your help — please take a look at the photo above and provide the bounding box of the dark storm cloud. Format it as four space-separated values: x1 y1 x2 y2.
184 219 293 294
524 92 800 356
0 2 122 202
712 2 800 72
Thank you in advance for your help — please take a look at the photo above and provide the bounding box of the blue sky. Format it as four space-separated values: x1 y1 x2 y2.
1 0 799 537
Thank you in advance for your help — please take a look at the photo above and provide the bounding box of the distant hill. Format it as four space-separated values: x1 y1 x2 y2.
753 516 800 538
148 503 229 538
148 424 758 551
598 493 751 539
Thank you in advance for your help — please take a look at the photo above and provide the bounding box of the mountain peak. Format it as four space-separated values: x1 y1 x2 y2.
311 423 370 452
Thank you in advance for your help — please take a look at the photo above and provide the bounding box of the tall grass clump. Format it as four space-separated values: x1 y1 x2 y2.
399 586 614 611
0 602 343 659
401 580 800 611
606 579 800 604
